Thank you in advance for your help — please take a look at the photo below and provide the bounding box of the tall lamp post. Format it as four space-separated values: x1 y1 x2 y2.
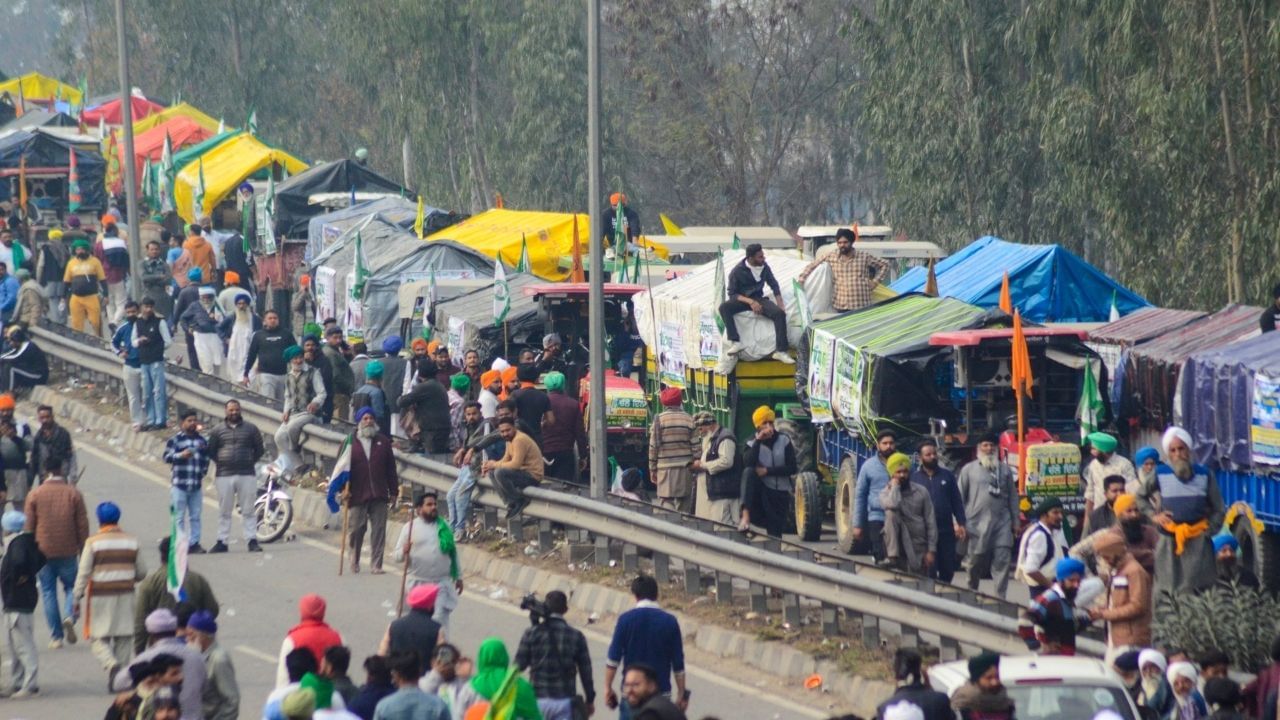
586 0 606 498
115 0 143 298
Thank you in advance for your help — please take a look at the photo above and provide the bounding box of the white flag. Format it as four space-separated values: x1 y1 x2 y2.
493 258 510 326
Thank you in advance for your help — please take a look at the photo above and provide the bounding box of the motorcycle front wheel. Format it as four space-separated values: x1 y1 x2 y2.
255 496 294 543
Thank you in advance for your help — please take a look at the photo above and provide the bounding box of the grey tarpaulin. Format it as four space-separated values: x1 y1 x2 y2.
1178 331 1280 471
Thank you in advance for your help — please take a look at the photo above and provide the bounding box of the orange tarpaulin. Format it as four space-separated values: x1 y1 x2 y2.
116 116 213 193
81 96 166 125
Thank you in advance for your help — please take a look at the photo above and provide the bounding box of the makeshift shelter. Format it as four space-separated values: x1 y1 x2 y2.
1086 306 1208 407
1178 332 1280 471
275 159 411 239
892 236 1149 322
306 196 425 261
1120 304 1261 433
119 116 214 192
307 215 494 345
81 95 166 125
131 102 221 135
173 133 307 222
171 130 237 172
0 73 84 108
432 272 545 362
0 128 107 209
0 110 78 139
426 208 590 281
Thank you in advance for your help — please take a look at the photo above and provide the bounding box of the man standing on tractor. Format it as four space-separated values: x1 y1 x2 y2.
797 227 889 313
853 429 897 563
959 433 1019 598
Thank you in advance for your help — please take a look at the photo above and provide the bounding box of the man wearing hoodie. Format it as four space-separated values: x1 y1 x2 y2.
182 224 216 282
951 653 1015 720
275 594 344 688
0 509 44 698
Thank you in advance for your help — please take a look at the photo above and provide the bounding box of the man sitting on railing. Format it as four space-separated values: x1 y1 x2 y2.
275 345 326 470
0 328 48 394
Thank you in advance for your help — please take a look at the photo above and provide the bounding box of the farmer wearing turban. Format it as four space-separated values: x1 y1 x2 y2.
952 652 1014 719
879 451 937 574
63 236 108 336
1018 557 1091 655
649 385 697 513
352 359 390 436
1212 532 1260 590
541 371 587 485
740 406 797 538
73 500 145 675
1137 426 1225 600
604 191 641 250
1015 497 1070 597
1082 431 1136 533
275 343 327 469
341 405 399 574
477 369 502 420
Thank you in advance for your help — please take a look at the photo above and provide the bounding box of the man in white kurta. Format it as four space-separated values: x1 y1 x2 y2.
73 501 146 676
392 491 463 631
223 293 257 384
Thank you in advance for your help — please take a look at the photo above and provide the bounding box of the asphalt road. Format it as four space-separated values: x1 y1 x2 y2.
8 441 821 720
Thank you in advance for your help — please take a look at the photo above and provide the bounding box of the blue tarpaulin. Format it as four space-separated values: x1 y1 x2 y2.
891 236 1149 322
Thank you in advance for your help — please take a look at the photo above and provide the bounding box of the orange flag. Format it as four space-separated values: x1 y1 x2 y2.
17 156 27 216
998 271 1012 314
570 215 586 282
494 192 504 209
1011 309 1033 399
924 256 939 297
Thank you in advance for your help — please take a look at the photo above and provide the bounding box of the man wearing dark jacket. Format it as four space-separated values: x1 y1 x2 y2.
716 243 792 364
344 409 399 574
622 664 686 720
398 377 451 455
243 310 293 402
740 407 796 539
914 439 968 583
206 399 265 554
29 404 74 481
172 268 205 370
303 335 335 423
876 649 953 720
0 509 44 697
540 371 586 484
323 327 356 421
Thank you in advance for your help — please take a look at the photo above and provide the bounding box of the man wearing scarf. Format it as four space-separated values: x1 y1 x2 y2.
392 491 463 631
1082 432 1136 533
649 387 697 513
951 652 1015 720
959 433 1018 597
275 345 326 469
344 408 398 574
879 452 937 574
1139 650 1175 717
1138 426 1225 600
181 285 226 376
1018 558 1091 655
72 501 145 679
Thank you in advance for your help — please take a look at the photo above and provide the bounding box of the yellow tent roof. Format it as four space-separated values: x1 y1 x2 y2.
426 209 590 281
132 102 221 135
0 72 83 106
173 134 308 222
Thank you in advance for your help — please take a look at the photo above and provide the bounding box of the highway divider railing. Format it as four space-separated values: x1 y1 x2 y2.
33 321 1102 658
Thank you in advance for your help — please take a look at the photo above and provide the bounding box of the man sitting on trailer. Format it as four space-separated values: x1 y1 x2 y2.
718 244 793 365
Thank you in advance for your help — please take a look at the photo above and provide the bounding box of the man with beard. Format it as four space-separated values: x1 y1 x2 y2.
1087 530 1153 660
398 372 450 455
36 227 69 324
447 402 490 532
29 404 75 481
1082 432 1136 533
876 648 952 720
1070 493 1158 577
1089 475 1127 533
913 439 967 583
1211 534 1260 590
342 408 398 574
1018 557 1091 655
853 429 897 562
432 345 457 387
477 369 502 421
62 238 107 336
1132 446 1159 500
534 333 569 376
951 652 1015 720
243 310 292 401
173 268 205 369
878 451 937 575
541 371 587 485
460 349 482 402
741 407 798 539
797 226 890 313
138 240 173 320
206 399 265 553
649 387 697 513
220 293 259 384
509 363 553 449
182 286 227 376
0 393 32 507
1138 426 1225 600
302 335 335 423
391 492 462 630
112 301 146 430
323 327 355 422
275 345 326 469
132 298 172 431
718 244 793 364
1015 497 1070 597
958 434 1018 597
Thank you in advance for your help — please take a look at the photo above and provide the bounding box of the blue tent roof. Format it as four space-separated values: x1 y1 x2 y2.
890 236 1149 322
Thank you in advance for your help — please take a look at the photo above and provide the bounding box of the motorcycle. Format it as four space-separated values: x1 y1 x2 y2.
254 455 298 543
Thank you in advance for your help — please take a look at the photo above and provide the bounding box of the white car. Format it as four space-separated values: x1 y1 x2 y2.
927 655 1156 720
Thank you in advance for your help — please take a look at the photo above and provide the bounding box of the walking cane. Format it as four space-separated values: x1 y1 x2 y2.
395 510 416 617
338 489 350 576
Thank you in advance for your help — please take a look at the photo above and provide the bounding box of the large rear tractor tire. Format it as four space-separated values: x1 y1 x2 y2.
794 471 824 542
1230 503 1280 593
835 456 858 554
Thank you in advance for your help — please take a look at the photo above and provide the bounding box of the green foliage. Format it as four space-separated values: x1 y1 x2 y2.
1153 582 1280 674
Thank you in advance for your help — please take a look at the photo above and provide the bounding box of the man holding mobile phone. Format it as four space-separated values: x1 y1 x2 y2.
604 575 689 718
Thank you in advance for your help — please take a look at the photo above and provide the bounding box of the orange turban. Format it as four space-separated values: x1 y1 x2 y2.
411 338 429 353
1113 493 1136 515
224 271 240 285
501 366 518 386
610 192 626 205
299 275 311 287
427 339 440 355
481 370 501 387
100 214 115 227
0 393 14 411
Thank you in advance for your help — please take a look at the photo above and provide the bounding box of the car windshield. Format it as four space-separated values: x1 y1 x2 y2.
1007 683 1136 720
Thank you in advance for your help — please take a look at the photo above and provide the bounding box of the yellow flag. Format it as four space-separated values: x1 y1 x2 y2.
415 196 425 239
659 213 684 236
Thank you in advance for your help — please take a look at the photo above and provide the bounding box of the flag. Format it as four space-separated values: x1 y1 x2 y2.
1077 360 1105 440
731 233 740 250
353 231 370 299
247 108 258 136
98 115 105 140
67 148 82 213
261 170 277 253
659 213 684 236
482 667 523 720
998 271 1012 315
216 117 225 134
613 197 626 249
414 196 425 239
493 258 510 326
616 249 630 283
166 507 189 601
193 157 206 220
142 156 154 207
793 278 812 327
324 436 352 513
11 238 25 272
495 192 504 209
569 215 585 282
516 234 531 274
17 157 27 216
1011 310 1033 399
14 82 23 118
1109 290 1120 322
924 256 939 297
713 248 726 332
159 132 174 213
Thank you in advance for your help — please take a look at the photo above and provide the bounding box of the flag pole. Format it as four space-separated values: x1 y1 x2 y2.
338 490 350 575
1016 386 1026 495
396 513 416 617
504 321 509 359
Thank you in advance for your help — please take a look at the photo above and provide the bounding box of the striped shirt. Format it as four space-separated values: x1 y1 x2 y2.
80 527 142 595
649 410 697 471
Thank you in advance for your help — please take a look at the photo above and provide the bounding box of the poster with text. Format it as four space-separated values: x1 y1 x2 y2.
833 342 865 425
698 312 721 368
315 266 337 324
1252 372 1280 465
342 270 364 342
658 320 688 388
447 316 466 361
808 331 836 423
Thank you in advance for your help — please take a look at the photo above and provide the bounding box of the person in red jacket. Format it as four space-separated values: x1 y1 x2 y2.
275 594 343 688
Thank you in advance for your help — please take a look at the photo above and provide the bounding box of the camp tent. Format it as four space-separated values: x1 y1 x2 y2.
1085 307 1208 406
432 272 545 363
275 159 411 239
426 208 590 281
307 214 494 345
81 95 166 125
892 236 1150 323
0 128 107 210
119 116 214 192
0 110 79 139
173 133 307 222
1178 332 1280 471
306 197 435 261
131 102 222 135
0 73 84 108
171 130 237 173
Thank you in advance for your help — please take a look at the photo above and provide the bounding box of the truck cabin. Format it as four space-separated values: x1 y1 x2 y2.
526 282 646 389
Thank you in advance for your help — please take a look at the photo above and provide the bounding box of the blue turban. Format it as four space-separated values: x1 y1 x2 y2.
354 406 375 424
1 510 24 533
365 359 384 378
96 501 121 525
283 345 303 362
1212 533 1239 554
238 182 254 194
382 336 404 355
187 267 203 282
1055 557 1086 582
1135 446 1159 466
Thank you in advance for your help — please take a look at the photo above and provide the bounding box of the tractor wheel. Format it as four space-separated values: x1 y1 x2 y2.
794 471 824 542
775 418 815 474
835 456 858 554
1231 504 1280 593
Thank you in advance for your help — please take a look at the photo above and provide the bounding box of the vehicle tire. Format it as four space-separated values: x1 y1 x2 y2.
256 497 294 543
794 471 824 542
1231 504 1280 593
775 418 815 474
835 456 858 554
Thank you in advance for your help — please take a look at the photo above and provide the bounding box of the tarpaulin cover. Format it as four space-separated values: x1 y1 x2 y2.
0 73 84 106
171 130 237 172
173 133 307 222
426 208 590 281
306 197 433 261
433 271 545 363
308 215 493 345
1086 307 1208 408
1121 304 1261 431
125 116 212 166
275 159 411 239
131 102 221 135
0 110 78 137
0 129 107 208
81 95 166 125
892 235 1150 322
1178 332 1280 471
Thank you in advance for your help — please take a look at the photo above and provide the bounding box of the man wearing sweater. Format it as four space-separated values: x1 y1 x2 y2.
0 509 44 697
23 457 89 647
604 575 688 717
483 417 543 519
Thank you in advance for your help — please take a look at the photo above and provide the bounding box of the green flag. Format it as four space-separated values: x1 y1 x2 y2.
793 278 811 328
193 157 206 220
353 231 370 299
1077 360 1105 440
247 108 258 136
1109 290 1120 322
493 257 510 326
166 507 188 600
516 233 531 274
731 232 741 250
713 248 726 332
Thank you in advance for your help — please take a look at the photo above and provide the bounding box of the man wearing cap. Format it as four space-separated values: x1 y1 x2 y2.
1018 557 1091 655
276 594 344 689
798 226 890 313
11 268 44 327
649 387 696 512
186 609 239 720
132 297 172 431
323 327 355 421
277 344 327 469
62 236 107 336
115 608 208 718
854 429 898 563
541 371 587 485
1082 432 1136 533
243 309 292 401
352 359 390 435
206 399 264 554
1138 426 1225 599
718 243 793 364
741 406 798 539
94 222 131 326
878 451 937 574
36 226 69 324
0 509 42 697
1087 530 1152 659
343 408 398 574
0 392 32 507
392 491 463 630
959 433 1019 597
1015 497 1070 597
691 412 743 527
1212 533 1260 590
379 584 444 666
113 301 147 430
73 501 146 679
951 652 1014 720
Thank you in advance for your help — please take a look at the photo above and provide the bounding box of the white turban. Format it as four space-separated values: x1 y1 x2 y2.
490 358 510 372
882 701 925 720
1162 426 1192 455
1166 661 1197 685
1138 649 1167 673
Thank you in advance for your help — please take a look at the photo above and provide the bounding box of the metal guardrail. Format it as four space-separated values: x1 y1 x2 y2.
32 321 1105 658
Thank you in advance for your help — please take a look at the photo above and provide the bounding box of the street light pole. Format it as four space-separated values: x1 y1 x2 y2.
115 0 143 298
587 0 606 499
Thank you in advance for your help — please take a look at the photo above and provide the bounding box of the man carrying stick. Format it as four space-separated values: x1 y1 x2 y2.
392 492 462 631
341 408 399 575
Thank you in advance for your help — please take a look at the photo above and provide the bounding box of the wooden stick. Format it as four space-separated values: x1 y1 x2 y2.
338 492 350 576
396 511 417 617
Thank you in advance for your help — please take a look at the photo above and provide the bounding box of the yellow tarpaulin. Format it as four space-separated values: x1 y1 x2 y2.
0 73 83 106
173 134 307 222
426 209 588 281
131 102 222 135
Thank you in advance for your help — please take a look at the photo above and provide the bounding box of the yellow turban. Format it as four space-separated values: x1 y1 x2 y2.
752 406 776 428
1113 493 1136 515
48 228 64 240
886 452 911 475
